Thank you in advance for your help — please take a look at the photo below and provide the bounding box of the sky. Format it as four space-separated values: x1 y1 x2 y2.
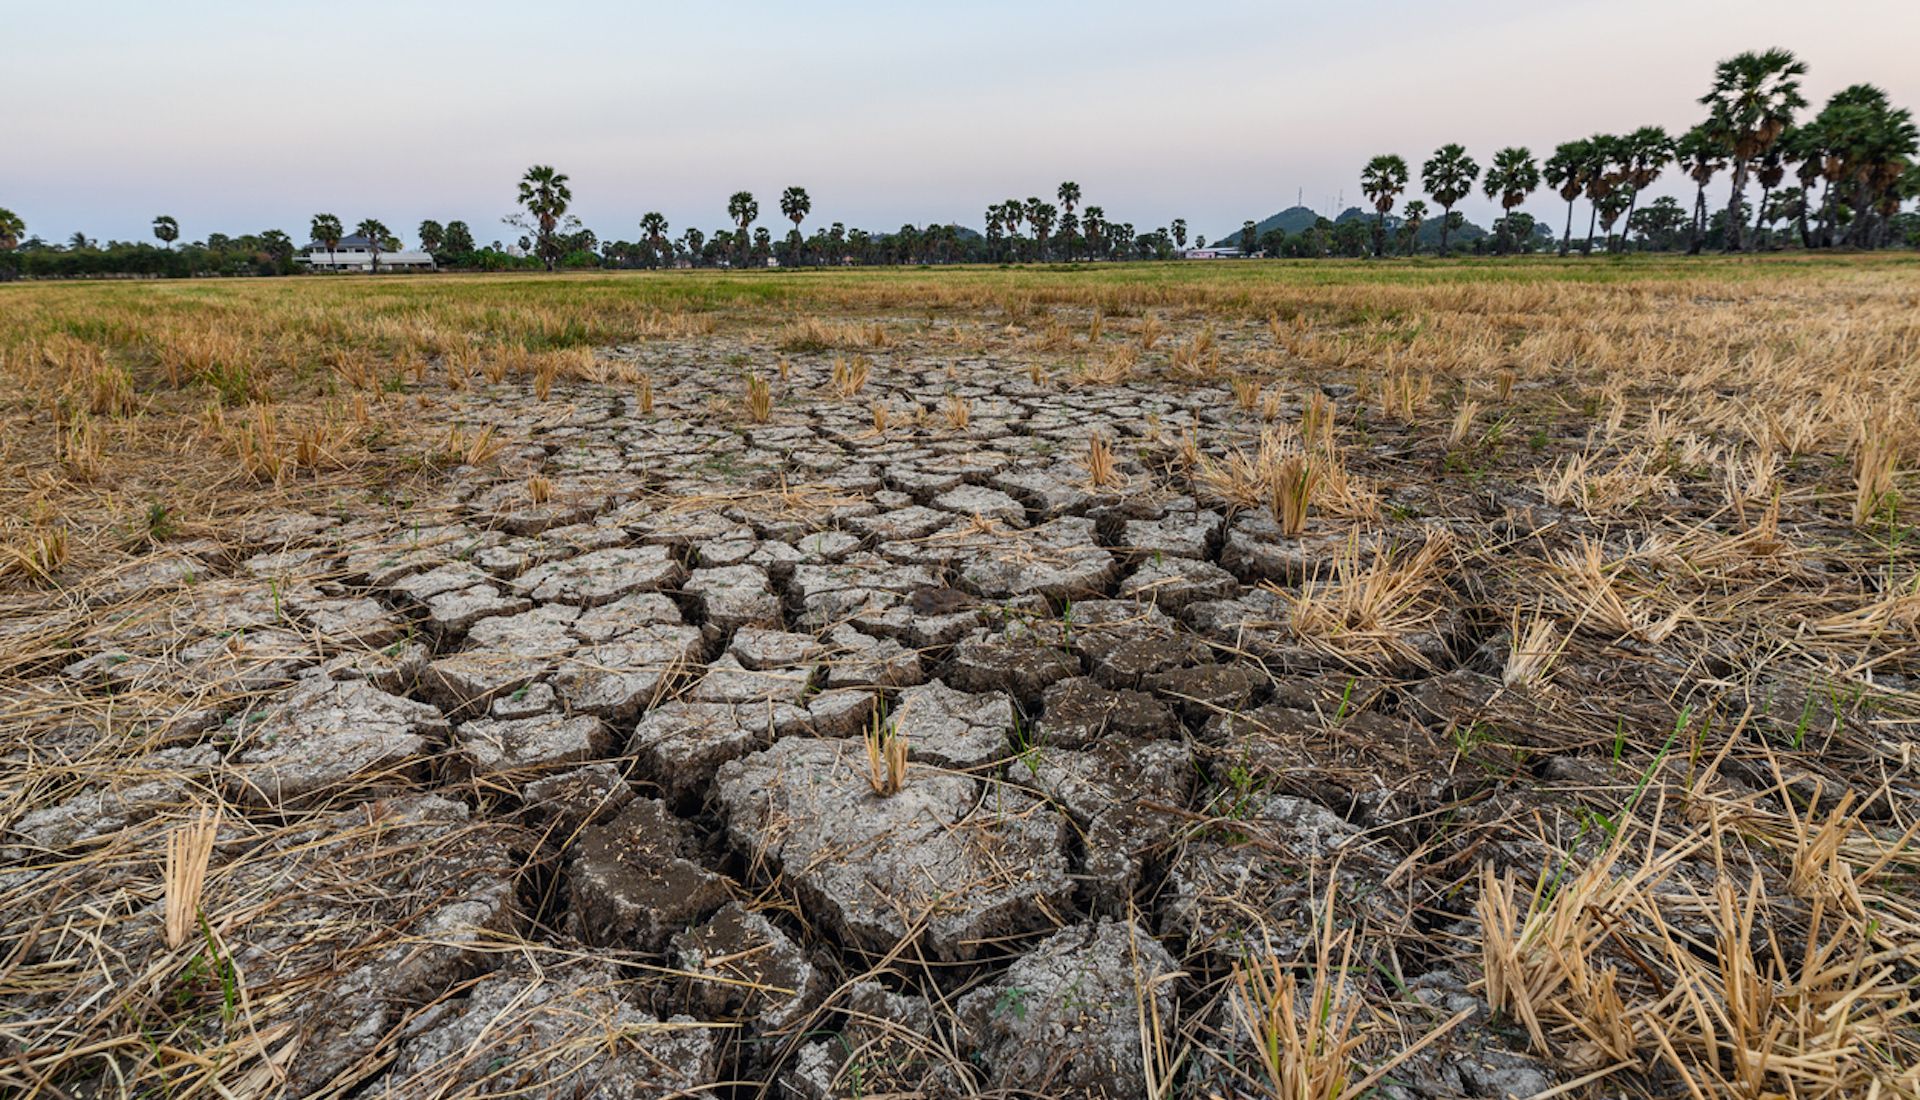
5 0 1919 248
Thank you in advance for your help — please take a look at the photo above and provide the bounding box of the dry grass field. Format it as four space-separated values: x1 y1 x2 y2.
2 255 1918 1099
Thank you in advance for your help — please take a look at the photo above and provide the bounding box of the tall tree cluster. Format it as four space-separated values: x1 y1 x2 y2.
1360 48 1916 256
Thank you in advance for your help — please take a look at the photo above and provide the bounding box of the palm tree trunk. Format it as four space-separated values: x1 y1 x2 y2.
1845 181 1874 248
1375 212 1385 258
1561 201 1574 257
1724 161 1748 251
1689 183 1708 255
1584 203 1597 255
1438 205 1453 254
1621 191 1641 253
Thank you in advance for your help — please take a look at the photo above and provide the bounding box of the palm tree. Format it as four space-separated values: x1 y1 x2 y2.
1543 140 1590 257
1421 144 1480 255
1580 135 1621 254
1360 154 1410 257
1597 187 1634 252
1083 206 1105 260
1481 147 1540 254
999 199 1024 255
354 218 390 273
1056 181 1080 219
1814 85 1919 248
727 191 758 266
1675 125 1730 253
0 207 22 251
517 165 573 271
779 187 810 264
418 220 446 255
1700 48 1807 252
1171 218 1187 251
640 212 669 267
1781 124 1828 248
1027 200 1057 260
681 227 705 266
310 214 342 270
983 206 1005 260
68 232 93 251
1400 200 1427 256
152 215 179 249
1749 147 1788 249
1614 127 1674 251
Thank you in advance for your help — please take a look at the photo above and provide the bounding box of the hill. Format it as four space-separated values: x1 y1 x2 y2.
1211 204 1491 249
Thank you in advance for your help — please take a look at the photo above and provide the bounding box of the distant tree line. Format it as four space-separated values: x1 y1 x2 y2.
1359 48 1919 257
3 48 1913 281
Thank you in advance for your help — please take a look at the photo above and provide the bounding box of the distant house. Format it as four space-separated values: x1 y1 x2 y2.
299 234 435 272
1182 247 1241 260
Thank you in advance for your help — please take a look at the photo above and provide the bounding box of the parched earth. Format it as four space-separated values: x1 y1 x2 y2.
2 329 1914 1098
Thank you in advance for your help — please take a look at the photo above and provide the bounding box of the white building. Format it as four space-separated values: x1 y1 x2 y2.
299 234 436 272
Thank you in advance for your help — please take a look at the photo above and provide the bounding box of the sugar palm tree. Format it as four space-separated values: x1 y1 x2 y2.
1056 180 1080 219
1027 200 1057 260
1082 206 1105 260
1781 124 1829 247
1171 218 1187 251
1701 48 1807 252
640 212 669 266
417 220 445 254
1597 187 1634 252
779 187 810 263
152 215 179 249
0 207 22 251
1750 147 1788 249
1815 85 1919 248
354 218 390 272
517 165 573 271
1481 148 1539 254
983 206 1005 259
1613 127 1673 251
1580 135 1621 254
310 213 343 270
1543 140 1590 257
1421 144 1479 255
727 191 758 266
1675 125 1730 253
1360 154 1410 257
1057 183 1080 253
1399 200 1427 256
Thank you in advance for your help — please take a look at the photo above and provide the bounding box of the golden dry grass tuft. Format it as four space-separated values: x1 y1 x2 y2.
1086 433 1120 488
864 703 908 796
744 374 773 423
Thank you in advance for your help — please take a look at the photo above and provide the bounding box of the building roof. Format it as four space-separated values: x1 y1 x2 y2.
298 248 436 265
304 234 378 250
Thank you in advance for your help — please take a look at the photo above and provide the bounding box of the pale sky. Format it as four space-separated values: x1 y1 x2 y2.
5 0 1918 247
